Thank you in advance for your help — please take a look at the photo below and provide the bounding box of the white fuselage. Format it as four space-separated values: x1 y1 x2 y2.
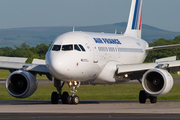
45 31 148 83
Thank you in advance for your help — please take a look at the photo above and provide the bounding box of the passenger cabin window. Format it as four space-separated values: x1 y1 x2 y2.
62 45 73 51
52 45 61 51
79 44 86 52
74 44 81 51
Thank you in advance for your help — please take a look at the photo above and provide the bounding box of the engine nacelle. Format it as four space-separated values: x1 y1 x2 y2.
142 68 174 97
6 70 38 98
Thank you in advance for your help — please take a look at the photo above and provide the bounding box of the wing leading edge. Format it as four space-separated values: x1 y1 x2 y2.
0 56 49 74
146 44 180 51
116 56 180 80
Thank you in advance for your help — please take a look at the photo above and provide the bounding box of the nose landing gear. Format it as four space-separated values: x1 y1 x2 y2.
51 79 80 105
67 81 80 104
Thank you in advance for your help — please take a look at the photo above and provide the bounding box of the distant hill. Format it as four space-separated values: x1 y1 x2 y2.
0 22 179 48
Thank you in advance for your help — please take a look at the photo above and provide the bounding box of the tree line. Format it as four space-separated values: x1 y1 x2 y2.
0 43 50 63
145 36 180 62
0 36 180 63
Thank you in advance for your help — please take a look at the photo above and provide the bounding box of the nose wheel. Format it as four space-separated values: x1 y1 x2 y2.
51 79 80 105
67 81 80 104
61 92 80 104
71 95 80 104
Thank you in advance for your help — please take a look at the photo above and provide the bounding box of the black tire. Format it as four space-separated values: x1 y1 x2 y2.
71 95 80 105
61 92 69 104
51 92 59 104
139 90 146 104
67 96 72 104
150 96 157 104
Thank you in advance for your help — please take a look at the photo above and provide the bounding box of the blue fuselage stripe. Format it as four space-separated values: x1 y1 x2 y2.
132 0 141 30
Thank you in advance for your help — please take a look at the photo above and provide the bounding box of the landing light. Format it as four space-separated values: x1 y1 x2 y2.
69 81 78 86
125 74 128 78
74 81 78 86
69 82 73 86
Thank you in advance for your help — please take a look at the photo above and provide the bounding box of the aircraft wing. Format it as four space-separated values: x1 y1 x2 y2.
116 57 180 81
0 56 28 70
146 44 180 51
23 59 49 73
0 56 49 74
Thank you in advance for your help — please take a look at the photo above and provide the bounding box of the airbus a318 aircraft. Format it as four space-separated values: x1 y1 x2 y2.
2 0 180 104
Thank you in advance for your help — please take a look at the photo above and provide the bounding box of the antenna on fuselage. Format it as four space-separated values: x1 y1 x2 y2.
115 29 117 34
73 26 75 32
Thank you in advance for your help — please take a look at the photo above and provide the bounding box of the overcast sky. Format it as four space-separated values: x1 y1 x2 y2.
0 0 179 32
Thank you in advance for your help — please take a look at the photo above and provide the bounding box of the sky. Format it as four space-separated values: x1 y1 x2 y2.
0 0 179 32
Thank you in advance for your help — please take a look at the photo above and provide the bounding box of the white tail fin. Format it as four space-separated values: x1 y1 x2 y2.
124 0 143 39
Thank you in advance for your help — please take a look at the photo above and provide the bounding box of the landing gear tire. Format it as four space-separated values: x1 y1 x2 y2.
150 96 157 103
139 90 146 104
51 92 59 104
61 92 69 104
67 96 72 104
71 95 80 105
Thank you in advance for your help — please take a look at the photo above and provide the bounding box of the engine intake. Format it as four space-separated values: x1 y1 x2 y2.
142 68 173 97
6 70 38 98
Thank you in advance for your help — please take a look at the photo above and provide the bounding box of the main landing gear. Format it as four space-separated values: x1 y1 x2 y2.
139 90 157 104
51 79 80 105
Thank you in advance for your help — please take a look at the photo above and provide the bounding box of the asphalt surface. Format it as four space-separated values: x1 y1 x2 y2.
0 100 180 119
0 113 180 120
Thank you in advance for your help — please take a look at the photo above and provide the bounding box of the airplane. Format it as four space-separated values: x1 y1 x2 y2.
2 0 180 105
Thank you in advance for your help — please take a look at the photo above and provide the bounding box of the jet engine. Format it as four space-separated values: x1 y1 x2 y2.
142 68 174 97
6 70 38 98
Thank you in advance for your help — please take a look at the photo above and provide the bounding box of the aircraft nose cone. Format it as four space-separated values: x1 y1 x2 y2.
46 52 60 75
46 52 68 79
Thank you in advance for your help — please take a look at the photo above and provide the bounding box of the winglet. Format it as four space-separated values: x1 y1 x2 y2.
124 0 143 39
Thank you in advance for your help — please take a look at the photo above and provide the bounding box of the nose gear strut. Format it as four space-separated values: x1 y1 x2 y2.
67 81 80 104
51 79 80 105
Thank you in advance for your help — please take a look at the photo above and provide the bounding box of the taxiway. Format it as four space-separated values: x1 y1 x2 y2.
0 100 180 120
0 100 180 114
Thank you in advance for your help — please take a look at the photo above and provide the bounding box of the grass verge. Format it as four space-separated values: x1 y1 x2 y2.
1 84 180 100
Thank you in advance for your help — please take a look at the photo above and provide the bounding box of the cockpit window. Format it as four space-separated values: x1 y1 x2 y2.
62 45 73 51
52 45 61 51
48 43 54 52
74 44 81 51
79 44 86 52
